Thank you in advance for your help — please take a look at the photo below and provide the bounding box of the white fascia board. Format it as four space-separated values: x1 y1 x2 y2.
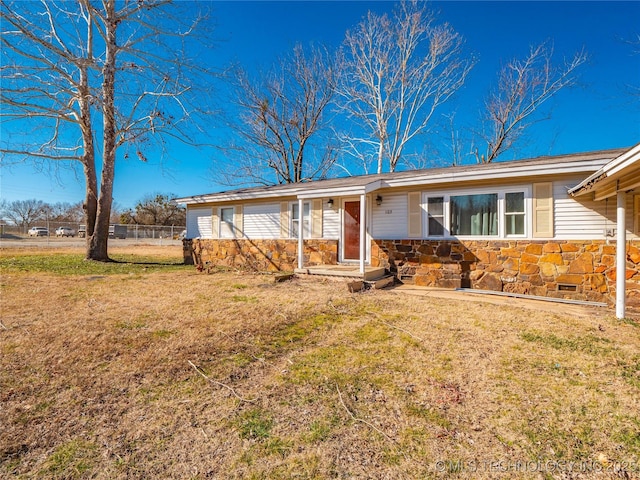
364 180 383 194
382 159 608 190
296 187 365 199
601 143 640 177
569 143 640 196
296 183 374 199
296 179 383 199
177 187 306 205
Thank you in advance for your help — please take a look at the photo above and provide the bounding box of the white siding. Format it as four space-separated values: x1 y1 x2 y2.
371 194 408 239
624 195 635 237
323 202 340 239
243 203 280 239
554 178 636 239
186 207 213 239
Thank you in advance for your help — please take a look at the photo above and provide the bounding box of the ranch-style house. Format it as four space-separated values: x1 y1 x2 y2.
177 143 640 319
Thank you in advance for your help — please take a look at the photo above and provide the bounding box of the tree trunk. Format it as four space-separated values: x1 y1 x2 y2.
87 0 116 262
82 138 100 259
377 140 384 174
79 67 99 258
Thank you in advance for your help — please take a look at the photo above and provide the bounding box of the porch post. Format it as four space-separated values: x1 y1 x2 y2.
298 198 304 270
616 190 626 319
359 193 366 274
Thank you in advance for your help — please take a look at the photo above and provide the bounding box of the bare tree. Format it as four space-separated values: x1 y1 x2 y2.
121 193 185 226
338 0 473 174
1 0 215 260
474 41 587 163
0 199 45 230
221 43 339 185
49 202 85 223
623 34 640 98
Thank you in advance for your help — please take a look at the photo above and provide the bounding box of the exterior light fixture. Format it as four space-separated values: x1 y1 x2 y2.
376 195 383 206
327 198 334 207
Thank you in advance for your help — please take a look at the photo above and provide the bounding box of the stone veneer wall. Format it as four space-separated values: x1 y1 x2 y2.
184 238 338 272
371 239 640 306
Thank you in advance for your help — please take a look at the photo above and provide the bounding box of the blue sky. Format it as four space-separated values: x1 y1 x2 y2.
1 1 639 209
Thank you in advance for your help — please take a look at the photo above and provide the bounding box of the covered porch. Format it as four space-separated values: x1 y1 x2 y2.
569 143 640 319
295 179 384 276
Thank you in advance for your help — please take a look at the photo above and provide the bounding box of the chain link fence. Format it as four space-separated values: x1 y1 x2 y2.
1 222 185 240
124 224 185 240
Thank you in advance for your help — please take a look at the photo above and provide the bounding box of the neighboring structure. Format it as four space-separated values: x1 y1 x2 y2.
176 144 640 318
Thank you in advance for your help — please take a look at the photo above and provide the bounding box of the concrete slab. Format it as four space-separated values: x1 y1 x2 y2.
372 276 395 290
295 265 385 281
390 285 609 318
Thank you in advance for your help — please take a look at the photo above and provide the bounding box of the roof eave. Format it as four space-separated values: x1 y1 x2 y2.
177 149 625 205
569 143 640 198
381 158 609 190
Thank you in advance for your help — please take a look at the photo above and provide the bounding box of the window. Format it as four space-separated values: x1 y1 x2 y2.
291 202 310 238
220 207 234 238
450 194 498 236
411 187 532 239
427 197 445 236
505 192 525 236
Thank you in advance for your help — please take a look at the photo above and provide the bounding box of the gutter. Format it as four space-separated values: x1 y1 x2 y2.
568 142 640 197
567 171 608 197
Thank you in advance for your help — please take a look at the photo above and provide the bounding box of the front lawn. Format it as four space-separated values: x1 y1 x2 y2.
1 252 638 478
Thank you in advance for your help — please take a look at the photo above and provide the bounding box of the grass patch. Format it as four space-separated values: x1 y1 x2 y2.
269 312 340 350
231 294 258 303
615 423 640 450
115 320 147 330
289 345 358 385
305 419 334 443
40 439 97 478
236 408 274 441
620 317 640 328
0 252 189 275
519 331 613 355
152 329 175 339
621 356 640 388
263 437 293 457
355 322 391 343
406 404 452 430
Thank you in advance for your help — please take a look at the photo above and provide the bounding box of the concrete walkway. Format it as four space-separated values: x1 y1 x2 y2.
388 285 611 318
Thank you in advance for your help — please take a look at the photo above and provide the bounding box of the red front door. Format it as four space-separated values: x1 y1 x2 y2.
344 201 360 260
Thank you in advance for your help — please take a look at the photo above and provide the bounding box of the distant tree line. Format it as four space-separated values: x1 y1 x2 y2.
0 199 85 230
1 194 184 230
119 194 186 227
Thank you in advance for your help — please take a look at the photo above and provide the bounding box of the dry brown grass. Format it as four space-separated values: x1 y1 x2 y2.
1 246 639 479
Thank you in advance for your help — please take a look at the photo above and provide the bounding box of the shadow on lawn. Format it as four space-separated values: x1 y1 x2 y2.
107 259 185 266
